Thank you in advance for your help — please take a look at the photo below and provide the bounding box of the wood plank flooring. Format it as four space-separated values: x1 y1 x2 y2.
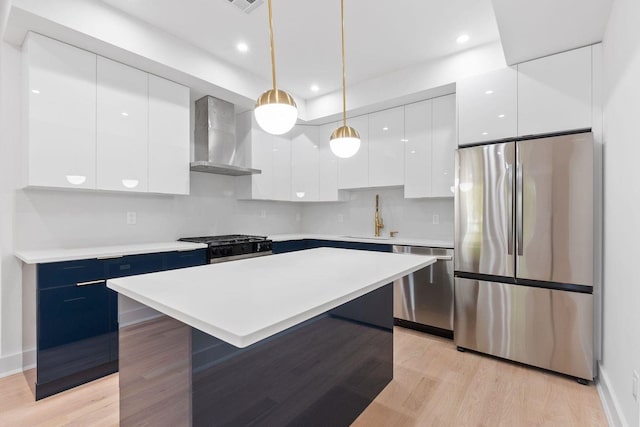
0 327 607 427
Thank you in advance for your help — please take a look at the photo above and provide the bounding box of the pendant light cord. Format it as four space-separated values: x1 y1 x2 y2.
341 0 347 127
268 0 277 91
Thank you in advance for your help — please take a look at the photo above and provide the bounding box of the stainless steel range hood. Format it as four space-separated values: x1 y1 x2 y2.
190 96 261 176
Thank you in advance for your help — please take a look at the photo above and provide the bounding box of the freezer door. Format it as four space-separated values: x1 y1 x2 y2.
516 133 593 287
454 278 594 380
392 246 454 330
455 143 515 278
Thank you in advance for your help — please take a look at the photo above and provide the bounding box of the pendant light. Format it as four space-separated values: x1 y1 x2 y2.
330 0 360 159
254 0 298 135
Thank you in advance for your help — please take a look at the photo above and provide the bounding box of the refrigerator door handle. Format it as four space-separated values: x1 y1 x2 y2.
516 162 524 256
507 164 514 255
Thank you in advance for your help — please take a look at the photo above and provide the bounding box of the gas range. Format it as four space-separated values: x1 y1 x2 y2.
178 235 273 263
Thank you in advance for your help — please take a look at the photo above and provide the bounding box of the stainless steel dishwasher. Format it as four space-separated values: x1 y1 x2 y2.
393 245 454 338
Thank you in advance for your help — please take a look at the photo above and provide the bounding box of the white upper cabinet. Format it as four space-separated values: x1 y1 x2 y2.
22 33 192 195
272 134 292 201
23 33 97 189
431 94 456 197
318 122 341 201
404 95 456 198
235 112 292 201
97 57 149 192
368 107 405 187
517 46 592 136
338 115 369 189
457 67 517 146
148 75 190 195
404 100 432 198
291 126 320 201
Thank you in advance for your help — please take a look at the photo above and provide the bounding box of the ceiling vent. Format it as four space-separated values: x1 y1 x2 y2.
226 0 264 14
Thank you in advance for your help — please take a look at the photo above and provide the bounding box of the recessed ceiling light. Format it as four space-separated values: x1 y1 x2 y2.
121 112 129 117
310 84 319 92
236 42 249 53
485 90 494 95
456 34 470 44
482 132 488 136
498 114 505 118
382 127 389 131
31 89 40 94
400 139 409 142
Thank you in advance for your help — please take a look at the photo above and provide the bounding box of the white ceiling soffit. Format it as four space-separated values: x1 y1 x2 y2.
491 0 613 65
100 0 501 99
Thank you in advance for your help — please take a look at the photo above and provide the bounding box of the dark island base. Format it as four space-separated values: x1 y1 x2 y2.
119 284 394 427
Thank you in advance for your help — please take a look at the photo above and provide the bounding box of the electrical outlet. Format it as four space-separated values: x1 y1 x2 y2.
126 211 136 225
633 371 639 401
260 210 267 219
337 214 344 223
432 214 439 225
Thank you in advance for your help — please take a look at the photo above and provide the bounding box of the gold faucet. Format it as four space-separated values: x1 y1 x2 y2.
374 194 384 237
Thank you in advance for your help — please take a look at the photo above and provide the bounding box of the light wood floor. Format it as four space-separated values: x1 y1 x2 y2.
0 327 607 427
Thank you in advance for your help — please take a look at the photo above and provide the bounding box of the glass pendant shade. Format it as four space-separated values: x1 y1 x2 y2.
330 125 361 158
254 88 297 135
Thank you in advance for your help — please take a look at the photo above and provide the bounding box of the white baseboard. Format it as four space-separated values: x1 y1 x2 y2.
0 349 35 379
598 363 629 427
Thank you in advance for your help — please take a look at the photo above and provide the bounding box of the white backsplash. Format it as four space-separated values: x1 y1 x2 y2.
14 173 304 250
301 187 454 241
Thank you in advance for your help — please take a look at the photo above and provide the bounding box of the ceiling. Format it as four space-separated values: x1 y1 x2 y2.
100 0 501 99
492 0 613 65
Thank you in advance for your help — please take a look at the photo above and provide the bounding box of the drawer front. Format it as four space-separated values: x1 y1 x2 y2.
105 253 164 278
272 240 310 254
454 278 594 380
164 249 207 270
38 259 105 289
322 240 392 253
38 283 112 349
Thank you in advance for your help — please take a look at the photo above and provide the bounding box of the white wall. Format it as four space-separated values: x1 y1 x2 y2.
0 40 303 376
600 0 640 425
301 188 454 242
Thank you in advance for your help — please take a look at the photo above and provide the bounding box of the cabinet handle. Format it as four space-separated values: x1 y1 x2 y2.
76 279 106 287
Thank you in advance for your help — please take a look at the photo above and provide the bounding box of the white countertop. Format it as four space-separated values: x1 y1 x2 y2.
15 241 208 264
107 248 436 348
269 234 454 249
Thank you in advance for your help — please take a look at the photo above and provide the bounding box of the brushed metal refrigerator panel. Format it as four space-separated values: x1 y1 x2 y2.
516 133 594 287
455 143 515 277
393 247 454 330
454 278 594 380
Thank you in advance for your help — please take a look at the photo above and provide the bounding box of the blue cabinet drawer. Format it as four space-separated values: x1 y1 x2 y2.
104 253 165 278
164 249 207 270
272 240 310 254
309 240 392 253
37 259 105 289
38 283 113 349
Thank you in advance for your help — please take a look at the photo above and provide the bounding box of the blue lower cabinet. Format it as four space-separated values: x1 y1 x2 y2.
34 248 207 400
163 249 208 270
275 239 392 254
105 253 165 278
272 240 310 254
36 280 117 399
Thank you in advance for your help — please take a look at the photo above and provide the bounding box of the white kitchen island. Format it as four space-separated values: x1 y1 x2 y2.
107 248 436 427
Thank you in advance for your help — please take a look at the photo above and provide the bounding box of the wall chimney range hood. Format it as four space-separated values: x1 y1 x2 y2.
191 96 261 176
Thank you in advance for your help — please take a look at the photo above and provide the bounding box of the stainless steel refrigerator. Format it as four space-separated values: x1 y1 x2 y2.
454 131 596 382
